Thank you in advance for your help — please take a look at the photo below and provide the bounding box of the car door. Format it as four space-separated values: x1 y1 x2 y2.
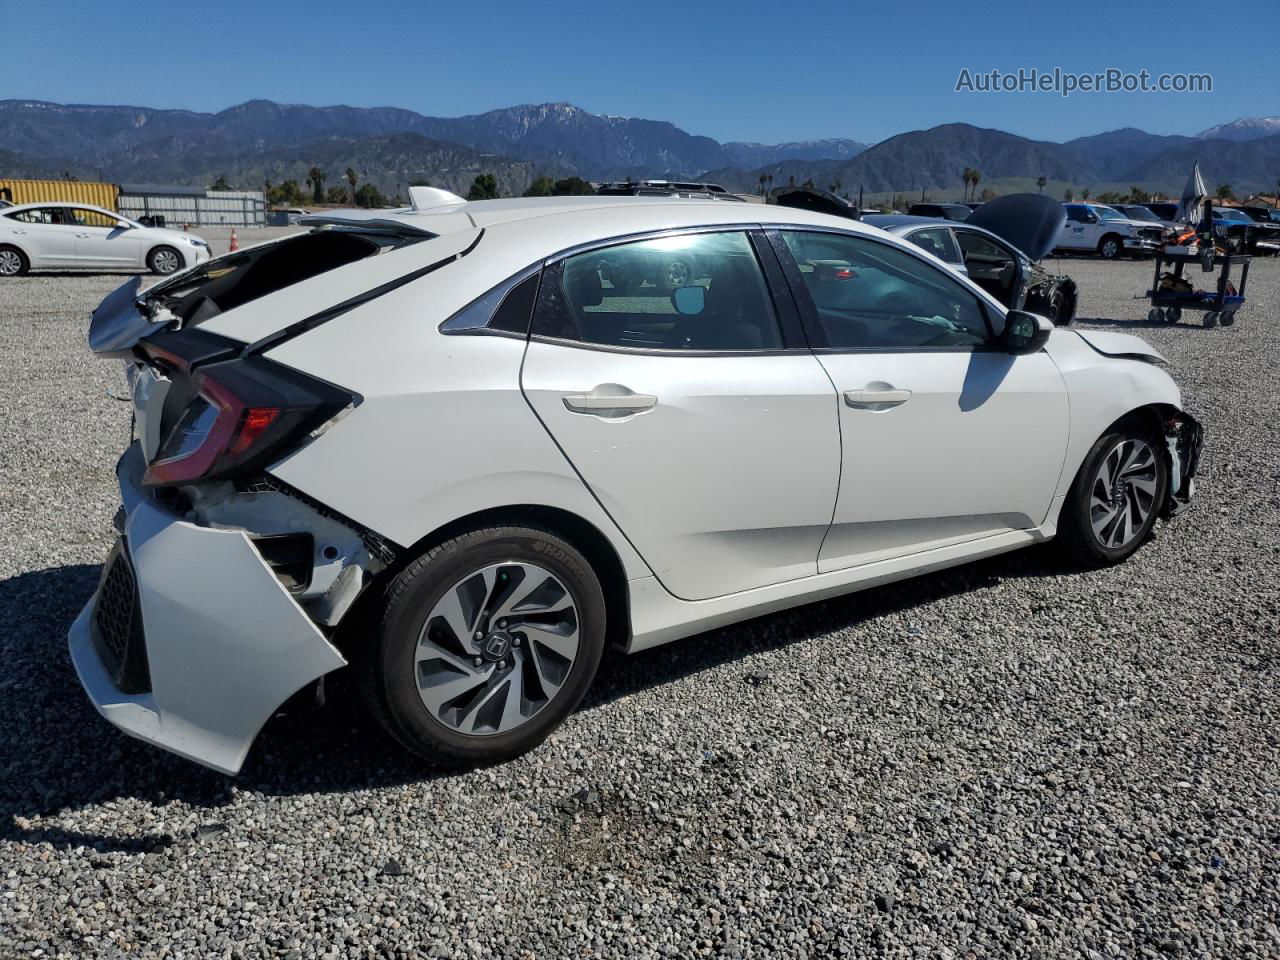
6 207 78 266
771 228 1069 572
1060 205 1096 250
520 229 841 601
67 207 140 266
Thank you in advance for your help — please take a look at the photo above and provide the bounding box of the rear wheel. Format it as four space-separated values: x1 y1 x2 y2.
1166 307 1181 324
1220 310 1237 327
1203 311 1219 328
0 245 28 277
1057 419 1168 567
356 525 606 767
147 245 182 275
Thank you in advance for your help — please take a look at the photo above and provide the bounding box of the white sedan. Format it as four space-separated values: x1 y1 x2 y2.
0 202 210 276
73 189 1202 774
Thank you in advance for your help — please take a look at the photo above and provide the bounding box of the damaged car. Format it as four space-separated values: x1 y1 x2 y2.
72 187 1202 775
862 193 1080 327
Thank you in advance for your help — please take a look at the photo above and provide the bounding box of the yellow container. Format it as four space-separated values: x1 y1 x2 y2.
0 178 120 210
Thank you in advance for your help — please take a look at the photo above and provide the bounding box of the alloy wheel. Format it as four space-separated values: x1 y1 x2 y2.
0 250 22 275
1089 438 1159 548
415 561 580 737
153 249 180 274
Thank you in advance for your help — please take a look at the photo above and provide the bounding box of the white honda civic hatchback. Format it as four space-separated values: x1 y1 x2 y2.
0 202 210 276
72 189 1202 774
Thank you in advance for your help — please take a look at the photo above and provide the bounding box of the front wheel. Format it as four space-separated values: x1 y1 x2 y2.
147 245 183 275
356 525 606 767
1097 235 1122 260
1057 420 1169 567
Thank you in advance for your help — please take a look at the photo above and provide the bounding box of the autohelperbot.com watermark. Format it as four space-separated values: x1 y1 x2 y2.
955 67 1212 97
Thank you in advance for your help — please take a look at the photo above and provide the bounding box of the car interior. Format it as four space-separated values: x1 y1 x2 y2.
782 232 990 349
953 230 1018 308
550 235 783 351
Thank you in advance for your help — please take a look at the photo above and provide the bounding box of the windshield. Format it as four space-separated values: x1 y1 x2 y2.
1093 205 1124 221
1214 209 1251 222
1122 206 1159 222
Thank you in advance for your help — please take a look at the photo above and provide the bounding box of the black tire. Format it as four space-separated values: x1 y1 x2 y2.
147 245 183 275
1097 235 1122 260
1203 312 1219 329
1057 418 1169 568
355 524 606 767
0 245 29 277
1220 311 1237 327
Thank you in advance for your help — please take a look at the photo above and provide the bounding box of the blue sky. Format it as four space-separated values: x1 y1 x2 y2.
2 0 1276 145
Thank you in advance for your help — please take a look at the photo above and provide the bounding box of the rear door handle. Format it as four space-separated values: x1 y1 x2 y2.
563 387 658 416
844 387 911 409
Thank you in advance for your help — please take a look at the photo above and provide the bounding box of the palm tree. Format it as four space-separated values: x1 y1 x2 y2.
961 167 973 200
766 174 774 194
970 169 981 201
758 173 768 197
1036 175 1047 195
346 167 359 204
1081 187 1090 201
306 166 327 205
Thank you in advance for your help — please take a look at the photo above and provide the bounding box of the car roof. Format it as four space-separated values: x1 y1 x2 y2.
304 195 883 240
2 201 116 214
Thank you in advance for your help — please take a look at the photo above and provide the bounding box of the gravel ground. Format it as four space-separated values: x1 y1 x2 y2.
1 254 1278 959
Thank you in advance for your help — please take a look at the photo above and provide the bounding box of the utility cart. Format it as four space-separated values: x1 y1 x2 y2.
1146 249 1250 328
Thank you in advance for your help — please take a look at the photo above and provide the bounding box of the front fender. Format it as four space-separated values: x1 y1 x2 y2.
1046 329 1184 505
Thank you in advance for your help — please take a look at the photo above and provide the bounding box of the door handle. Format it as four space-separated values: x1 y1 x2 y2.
563 387 658 416
11 229 25 235
75 233 92 239
844 387 911 409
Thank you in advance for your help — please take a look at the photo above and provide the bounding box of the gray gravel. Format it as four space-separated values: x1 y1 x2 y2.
2 255 1278 959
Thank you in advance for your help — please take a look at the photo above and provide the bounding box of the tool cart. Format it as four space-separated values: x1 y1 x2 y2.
1146 248 1250 328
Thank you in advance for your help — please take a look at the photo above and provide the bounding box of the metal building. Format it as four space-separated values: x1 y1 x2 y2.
117 184 267 227
0 178 119 209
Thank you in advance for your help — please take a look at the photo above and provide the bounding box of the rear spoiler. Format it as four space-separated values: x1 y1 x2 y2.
296 214 440 239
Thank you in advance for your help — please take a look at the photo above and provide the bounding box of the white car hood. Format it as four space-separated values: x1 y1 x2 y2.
1073 329 1166 363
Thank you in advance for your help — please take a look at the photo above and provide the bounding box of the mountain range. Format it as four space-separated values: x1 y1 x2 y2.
0 97 1277 201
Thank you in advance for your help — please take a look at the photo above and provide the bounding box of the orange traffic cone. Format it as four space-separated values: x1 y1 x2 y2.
229 227 239 253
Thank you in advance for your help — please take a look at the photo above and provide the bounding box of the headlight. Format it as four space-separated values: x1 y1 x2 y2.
184 237 209 247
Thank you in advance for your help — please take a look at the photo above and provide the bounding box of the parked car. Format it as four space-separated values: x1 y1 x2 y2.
1057 203 1162 259
73 190 1202 774
1240 205 1280 225
1141 202 1180 225
0 202 210 276
1109 204 1172 233
597 180 742 200
864 193 1078 326
1210 206 1280 253
907 202 971 221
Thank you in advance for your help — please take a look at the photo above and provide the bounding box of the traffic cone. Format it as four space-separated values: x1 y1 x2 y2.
183 222 189 232
229 228 239 253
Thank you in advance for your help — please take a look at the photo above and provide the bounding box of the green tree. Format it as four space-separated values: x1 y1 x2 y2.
354 183 387 208
1215 183 1235 200
210 175 231 191
306 166 327 204
326 185 349 204
523 175 556 197
467 173 500 201
1127 186 1150 203
979 188 997 202
1064 188 1074 202
961 167 974 200
345 167 359 203
550 176 595 196
758 173 768 196
1036 175 1047 194
970 169 981 201
1081 187 1090 201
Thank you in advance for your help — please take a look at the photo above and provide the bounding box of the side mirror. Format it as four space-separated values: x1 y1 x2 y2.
672 285 705 316
1000 310 1053 355
115 220 133 229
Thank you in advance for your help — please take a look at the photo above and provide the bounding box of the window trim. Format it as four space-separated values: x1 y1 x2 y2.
765 225 1007 356
529 226 803 357
438 263 541 339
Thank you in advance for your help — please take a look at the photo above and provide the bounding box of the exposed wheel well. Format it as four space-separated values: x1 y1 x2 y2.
339 505 632 657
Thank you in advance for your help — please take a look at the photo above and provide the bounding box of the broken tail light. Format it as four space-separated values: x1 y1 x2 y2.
143 353 355 487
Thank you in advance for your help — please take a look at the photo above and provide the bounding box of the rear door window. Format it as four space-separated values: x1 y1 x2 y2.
532 231 783 351
906 227 961 264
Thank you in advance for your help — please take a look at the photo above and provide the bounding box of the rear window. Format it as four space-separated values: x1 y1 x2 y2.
146 229 423 326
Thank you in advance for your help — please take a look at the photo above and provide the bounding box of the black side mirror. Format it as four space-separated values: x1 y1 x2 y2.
1000 310 1053 355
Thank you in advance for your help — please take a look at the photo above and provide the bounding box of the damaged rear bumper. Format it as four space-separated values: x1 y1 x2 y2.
1162 411 1203 519
67 445 348 775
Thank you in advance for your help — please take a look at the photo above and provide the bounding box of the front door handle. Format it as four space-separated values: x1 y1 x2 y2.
563 386 658 416
844 387 911 410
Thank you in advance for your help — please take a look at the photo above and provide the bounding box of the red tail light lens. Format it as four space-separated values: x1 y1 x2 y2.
143 355 353 487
